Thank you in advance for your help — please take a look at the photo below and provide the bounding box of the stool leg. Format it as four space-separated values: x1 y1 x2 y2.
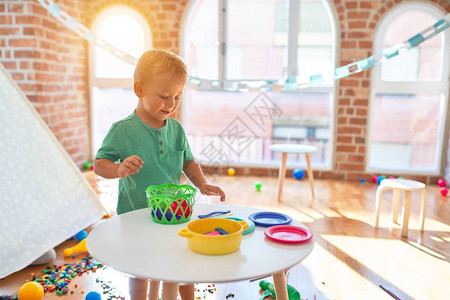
392 189 400 224
420 189 427 231
277 152 288 202
305 153 315 204
162 282 179 300
375 186 385 228
149 280 160 300
401 191 411 238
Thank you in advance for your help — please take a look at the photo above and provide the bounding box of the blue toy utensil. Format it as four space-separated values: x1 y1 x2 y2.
198 210 231 219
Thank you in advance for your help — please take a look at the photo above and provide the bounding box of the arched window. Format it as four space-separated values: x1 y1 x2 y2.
181 0 336 168
368 3 450 174
89 6 152 156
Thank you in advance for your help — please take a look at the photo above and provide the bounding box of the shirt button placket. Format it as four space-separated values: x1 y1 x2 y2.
158 131 163 155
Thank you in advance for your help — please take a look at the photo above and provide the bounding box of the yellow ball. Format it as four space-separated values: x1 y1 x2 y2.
18 281 44 300
227 168 236 176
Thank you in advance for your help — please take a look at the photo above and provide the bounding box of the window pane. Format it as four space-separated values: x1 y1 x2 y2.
92 88 138 154
227 0 288 80
186 0 219 79
369 93 443 171
381 11 443 81
95 14 147 78
297 0 334 83
184 89 332 166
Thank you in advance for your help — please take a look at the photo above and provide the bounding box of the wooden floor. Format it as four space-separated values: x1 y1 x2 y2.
1 173 449 300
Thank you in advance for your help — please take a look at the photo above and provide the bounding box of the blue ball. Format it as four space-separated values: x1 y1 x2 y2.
85 291 101 300
75 230 87 241
293 168 304 180
360 178 365 183
376 175 386 185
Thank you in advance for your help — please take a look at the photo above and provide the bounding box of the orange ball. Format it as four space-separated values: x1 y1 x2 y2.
17 281 44 300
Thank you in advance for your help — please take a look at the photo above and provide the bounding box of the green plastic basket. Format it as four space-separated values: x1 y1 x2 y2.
145 183 196 224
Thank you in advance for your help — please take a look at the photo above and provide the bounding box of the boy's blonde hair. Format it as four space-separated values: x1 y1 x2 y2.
134 49 188 83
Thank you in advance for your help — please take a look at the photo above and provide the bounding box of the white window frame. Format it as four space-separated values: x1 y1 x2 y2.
180 0 338 170
367 2 450 175
88 6 152 158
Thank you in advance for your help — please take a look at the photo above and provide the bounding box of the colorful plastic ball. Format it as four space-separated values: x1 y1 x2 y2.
17 282 44 300
388 176 395 179
75 230 87 241
293 169 304 180
398 176 404 179
85 291 102 300
255 182 262 192
440 187 448 196
437 178 446 187
376 175 386 185
227 168 236 176
83 161 93 171
360 178 365 184
371 175 378 183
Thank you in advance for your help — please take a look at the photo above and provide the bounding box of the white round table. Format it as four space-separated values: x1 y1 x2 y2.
87 203 314 300
269 144 318 203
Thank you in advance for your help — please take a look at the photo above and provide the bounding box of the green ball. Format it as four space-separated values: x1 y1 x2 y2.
84 161 93 170
255 181 262 191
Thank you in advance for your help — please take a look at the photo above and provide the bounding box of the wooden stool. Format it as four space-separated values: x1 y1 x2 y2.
374 179 427 238
269 144 317 204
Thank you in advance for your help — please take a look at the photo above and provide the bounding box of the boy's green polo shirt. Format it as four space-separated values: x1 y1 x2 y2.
96 112 194 215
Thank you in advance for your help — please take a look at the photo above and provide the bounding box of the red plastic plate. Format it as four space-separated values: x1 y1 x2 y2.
264 225 313 244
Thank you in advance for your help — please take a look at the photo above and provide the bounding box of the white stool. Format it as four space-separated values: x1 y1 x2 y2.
374 179 427 238
269 144 317 203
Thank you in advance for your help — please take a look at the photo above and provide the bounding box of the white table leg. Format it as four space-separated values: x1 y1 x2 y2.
305 153 315 203
374 186 385 228
149 280 160 300
392 189 400 224
272 271 289 300
277 152 288 202
162 282 179 300
129 277 149 300
420 189 427 231
401 191 411 238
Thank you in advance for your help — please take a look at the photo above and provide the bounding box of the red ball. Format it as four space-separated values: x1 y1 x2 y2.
89 164 94 171
440 187 448 196
371 175 378 183
437 178 446 187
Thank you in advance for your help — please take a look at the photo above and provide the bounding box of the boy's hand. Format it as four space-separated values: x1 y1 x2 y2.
199 183 226 202
117 155 144 178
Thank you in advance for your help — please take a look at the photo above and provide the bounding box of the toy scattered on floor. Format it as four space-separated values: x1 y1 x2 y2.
227 168 236 176
94 278 125 300
255 181 262 192
376 175 387 185
440 186 448 196
26 255 102 296
85 291 101 300
75 229 88 241
360 178 365 184
437 178 446 187
371 175 378 183
17 282 44 300
292 168 304 180
84 161 94 171
63 239 88 257
259 280 300 300
225 293 235 299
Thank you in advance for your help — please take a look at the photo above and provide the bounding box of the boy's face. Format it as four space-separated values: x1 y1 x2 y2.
134 72 185 127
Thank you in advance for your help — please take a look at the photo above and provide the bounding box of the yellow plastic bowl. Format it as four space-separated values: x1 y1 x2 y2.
178 218 248 255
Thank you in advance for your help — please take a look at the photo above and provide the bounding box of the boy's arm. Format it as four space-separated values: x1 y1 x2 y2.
183 159 226 202
94 155 143 179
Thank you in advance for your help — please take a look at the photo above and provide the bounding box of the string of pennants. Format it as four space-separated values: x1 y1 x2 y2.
36 0 450 92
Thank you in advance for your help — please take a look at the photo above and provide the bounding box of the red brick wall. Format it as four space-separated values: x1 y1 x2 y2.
0 0 89 167
1 0 449 181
